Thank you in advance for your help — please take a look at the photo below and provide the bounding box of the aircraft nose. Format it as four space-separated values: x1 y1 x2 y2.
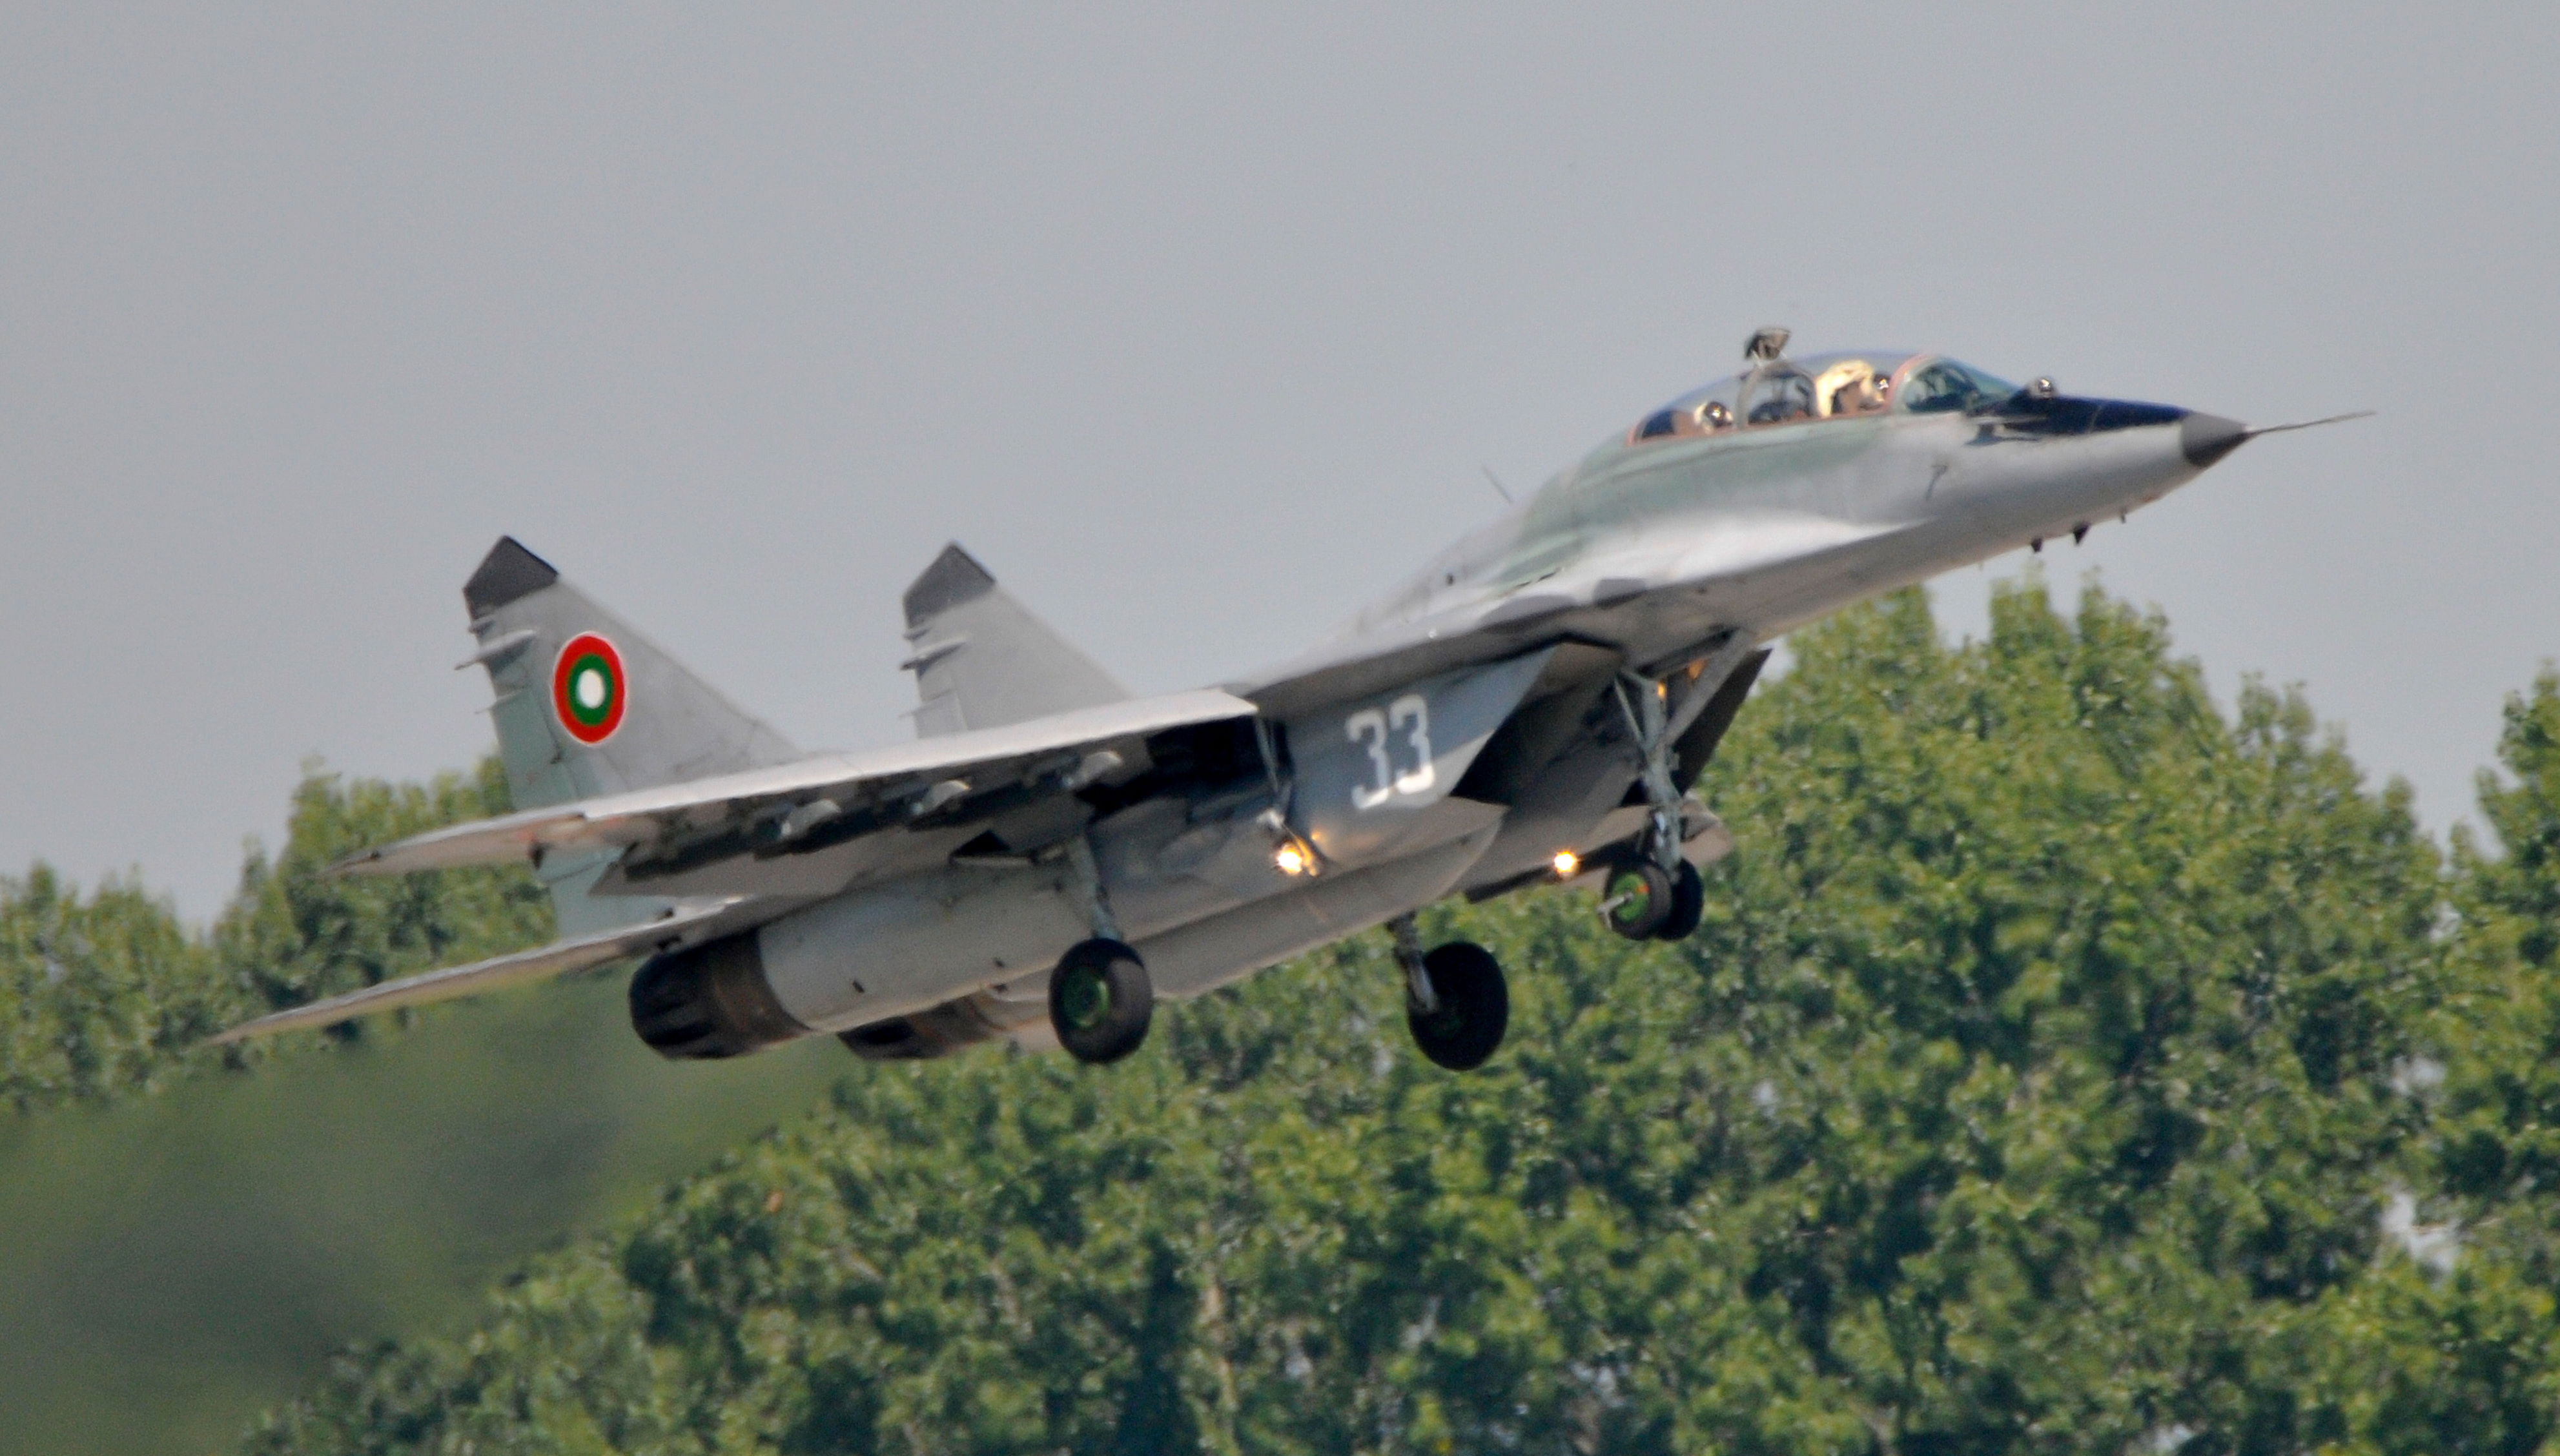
2180 413 2248 468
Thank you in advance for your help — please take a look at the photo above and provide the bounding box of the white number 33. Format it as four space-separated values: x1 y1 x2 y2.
1346 694 1435 810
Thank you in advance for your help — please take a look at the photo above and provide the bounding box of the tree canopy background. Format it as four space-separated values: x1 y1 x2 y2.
0 765 845 1455
8 577 2560 1455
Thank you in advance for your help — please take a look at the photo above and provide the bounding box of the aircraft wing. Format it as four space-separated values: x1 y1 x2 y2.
206 897 753 1044
332 688 1260 879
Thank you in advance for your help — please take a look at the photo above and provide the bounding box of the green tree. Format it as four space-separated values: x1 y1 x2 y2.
212 755 551 1051
2311 668 2560 1456
0 756 548 1114
0 862 212 1111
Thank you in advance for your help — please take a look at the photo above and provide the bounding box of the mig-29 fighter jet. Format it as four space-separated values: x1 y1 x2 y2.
216 330 2346 1072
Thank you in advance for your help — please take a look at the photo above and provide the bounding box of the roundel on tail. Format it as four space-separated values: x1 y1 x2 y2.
552 633 628 745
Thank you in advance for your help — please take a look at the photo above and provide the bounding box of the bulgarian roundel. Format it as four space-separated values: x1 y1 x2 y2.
551 633 628 745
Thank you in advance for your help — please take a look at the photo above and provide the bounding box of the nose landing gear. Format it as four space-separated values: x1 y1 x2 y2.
1601 859 1705 942
1391 915 1509 1071
1603 648 1746 946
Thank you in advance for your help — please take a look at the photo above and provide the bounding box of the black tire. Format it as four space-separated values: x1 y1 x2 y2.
1603 861 1675 941
1653 861 1706 941
1407 941 1508 1072
1049 938 1153 1064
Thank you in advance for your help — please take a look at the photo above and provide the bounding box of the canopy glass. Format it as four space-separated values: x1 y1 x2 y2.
1626 351 2019 443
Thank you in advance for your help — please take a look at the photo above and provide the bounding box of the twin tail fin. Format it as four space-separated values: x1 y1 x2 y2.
901 543 1128 737
462 537 799 932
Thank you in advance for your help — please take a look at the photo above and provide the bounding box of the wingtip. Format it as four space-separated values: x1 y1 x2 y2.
201 1007 297 1047
322 850 378 879
200 1001 360 1047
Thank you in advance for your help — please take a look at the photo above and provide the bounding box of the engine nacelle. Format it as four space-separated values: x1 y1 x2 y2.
628 934 811 1060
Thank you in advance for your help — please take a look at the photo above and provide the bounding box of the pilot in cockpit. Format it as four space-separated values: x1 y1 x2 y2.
1816 359 1891 416
1626 333 1918 446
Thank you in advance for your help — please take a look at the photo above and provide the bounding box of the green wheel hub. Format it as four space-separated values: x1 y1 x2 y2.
1058 965 1111 1030
1606 869 1655 927
1047 939 1154 1065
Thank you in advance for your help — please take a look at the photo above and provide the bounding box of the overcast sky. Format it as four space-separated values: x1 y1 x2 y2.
5 3 2554 919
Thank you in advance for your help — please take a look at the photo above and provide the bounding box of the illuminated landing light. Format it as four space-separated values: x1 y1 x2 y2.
1275 843 1313 877
1551 850 1581 879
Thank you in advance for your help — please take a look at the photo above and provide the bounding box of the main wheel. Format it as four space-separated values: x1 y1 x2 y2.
1653 861 1706 941
1049 938 1153 1064
1603 861 1675 941
1407 941 1508 1071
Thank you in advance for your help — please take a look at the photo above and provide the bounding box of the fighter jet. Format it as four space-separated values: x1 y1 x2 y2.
214 331 2349 1071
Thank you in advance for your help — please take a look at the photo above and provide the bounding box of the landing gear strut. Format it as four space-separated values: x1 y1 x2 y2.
1050 832 1154 1063
1392 916 1508 1071
1604 642 1751 944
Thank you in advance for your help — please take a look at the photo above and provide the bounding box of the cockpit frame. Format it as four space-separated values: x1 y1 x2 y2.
1623 349 2020 448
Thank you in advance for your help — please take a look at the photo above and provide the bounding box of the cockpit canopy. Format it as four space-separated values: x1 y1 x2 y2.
1627 347 2019 444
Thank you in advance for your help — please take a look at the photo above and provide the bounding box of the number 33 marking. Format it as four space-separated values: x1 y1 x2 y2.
1347 694 1434 810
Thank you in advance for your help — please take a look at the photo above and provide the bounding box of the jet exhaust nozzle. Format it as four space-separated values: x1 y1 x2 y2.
628 935 810 1060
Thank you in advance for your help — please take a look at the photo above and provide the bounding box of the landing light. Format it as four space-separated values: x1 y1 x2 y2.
1552 850 1580 879
1274 843 1313 877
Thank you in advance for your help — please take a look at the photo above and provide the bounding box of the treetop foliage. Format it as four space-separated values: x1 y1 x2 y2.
0 756 548 1114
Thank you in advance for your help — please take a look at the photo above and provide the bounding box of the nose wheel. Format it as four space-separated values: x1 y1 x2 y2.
1604 860 1705 941
1657 860 1705 940
1391 917 1510 1071
1601 861 1673 939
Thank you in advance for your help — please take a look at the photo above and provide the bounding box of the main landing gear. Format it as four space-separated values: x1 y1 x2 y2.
1050 832 1155 1064
1392 916 1508 1071
1049 937 1153 1063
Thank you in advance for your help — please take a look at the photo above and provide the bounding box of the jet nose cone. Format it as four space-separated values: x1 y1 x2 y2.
2180 413 2248 468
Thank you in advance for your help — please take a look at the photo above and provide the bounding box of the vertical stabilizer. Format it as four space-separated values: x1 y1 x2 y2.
462 537 800 932
901 544 1129 737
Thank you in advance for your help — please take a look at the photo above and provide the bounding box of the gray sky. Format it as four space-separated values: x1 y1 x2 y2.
5 3 2555 919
